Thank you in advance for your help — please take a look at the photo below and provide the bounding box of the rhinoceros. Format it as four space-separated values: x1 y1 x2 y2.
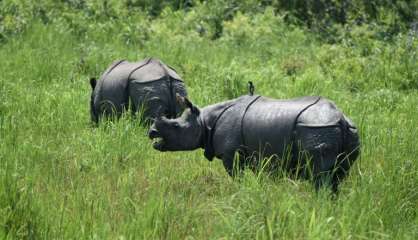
89 58 187 123
148 94 360 192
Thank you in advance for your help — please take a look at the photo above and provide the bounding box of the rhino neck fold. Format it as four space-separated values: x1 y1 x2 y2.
199 102 237 161
197 115 211 160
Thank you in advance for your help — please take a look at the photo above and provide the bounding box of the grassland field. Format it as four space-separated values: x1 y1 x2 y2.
0 3 418 239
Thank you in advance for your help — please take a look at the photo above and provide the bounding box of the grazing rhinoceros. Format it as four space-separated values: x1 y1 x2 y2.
89 58 187 123
148 94 360 192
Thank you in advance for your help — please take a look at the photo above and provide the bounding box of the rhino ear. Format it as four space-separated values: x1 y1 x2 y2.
184 97 200 115
176 93 186 108
90 77 97 89
191 106 200 115
183 97 193 109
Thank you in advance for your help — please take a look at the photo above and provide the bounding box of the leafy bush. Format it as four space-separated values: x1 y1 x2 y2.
1 0 416 42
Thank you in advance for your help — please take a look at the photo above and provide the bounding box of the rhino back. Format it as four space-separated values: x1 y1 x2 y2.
129 58 182 83
94 61 138 115
128 79 187 118
128 58 186 118
296 98 343 126
242 96 321 157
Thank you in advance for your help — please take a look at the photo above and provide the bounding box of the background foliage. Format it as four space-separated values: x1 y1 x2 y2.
0 0 417 239
1 0 417 42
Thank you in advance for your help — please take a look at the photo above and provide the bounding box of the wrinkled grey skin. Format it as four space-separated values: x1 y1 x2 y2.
149 95 360 192
90 58 187 123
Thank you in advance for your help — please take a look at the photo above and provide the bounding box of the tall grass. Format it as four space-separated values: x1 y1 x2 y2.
0 10 417 239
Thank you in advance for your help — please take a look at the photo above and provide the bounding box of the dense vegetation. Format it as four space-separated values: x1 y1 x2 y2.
1 0 417 239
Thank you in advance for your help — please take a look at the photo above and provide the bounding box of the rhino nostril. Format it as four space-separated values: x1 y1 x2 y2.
148 128 158 137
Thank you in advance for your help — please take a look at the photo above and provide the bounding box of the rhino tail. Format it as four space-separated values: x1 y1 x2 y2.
336 115 361 175
325 115 360 192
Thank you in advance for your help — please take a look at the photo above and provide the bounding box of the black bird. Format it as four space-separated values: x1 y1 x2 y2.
248 81 255 96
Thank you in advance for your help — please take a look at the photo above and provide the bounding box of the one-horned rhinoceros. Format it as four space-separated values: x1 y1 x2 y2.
89 58 187 123
148 94 360 192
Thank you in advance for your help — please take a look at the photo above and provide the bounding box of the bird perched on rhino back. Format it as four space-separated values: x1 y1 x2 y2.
89 58 188 124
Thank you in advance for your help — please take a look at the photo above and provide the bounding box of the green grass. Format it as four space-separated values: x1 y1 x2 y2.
1 13 417 239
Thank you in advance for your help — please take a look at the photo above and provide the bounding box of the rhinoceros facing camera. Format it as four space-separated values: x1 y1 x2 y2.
149 94 360 192
90 58 187 123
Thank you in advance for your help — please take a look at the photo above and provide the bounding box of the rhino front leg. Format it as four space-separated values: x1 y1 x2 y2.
221 150 246 178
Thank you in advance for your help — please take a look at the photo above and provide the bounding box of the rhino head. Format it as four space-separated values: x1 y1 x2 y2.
148 96 202 151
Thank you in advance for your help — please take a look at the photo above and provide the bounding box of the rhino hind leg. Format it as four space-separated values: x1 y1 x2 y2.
99 99 128 121
331 117 360 192
294 125 345 192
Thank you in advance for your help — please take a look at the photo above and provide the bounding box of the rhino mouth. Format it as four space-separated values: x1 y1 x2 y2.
149 128 166 151
152 137 165 150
